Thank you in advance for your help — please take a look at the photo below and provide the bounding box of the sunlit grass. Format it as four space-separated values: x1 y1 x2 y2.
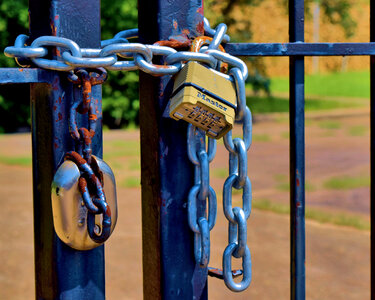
323 175 370 190
247 95 361 114
120 176 140 188
0 155 32 166
128 159 140 171
212 167 228 179
348 125 368 136
104 140 140 158
270 71 370 98
318 120 341 130
252 134 271 142
281 131 289 139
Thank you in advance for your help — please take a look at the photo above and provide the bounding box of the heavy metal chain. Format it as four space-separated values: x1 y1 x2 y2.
187 125 217 268
4 20 247 78
4 17 253 292
66 68 112 243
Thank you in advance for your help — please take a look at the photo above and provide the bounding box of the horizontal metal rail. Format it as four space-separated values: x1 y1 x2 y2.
225 42 375 56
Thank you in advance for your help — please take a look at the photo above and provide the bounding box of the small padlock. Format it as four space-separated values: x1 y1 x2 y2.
169 61 237 139
51 155 117 250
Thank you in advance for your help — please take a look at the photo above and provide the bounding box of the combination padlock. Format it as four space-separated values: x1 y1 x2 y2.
169 38 237 139
51 154 117 250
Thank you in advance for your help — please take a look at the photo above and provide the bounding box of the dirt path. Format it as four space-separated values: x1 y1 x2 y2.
0 112 371 299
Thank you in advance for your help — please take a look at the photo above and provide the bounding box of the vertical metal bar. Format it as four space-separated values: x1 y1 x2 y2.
30 1 105 299
289 0 306 299
370 0 375 298
138 1 206 299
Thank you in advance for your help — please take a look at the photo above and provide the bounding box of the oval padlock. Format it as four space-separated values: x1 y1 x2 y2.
51 155 117 250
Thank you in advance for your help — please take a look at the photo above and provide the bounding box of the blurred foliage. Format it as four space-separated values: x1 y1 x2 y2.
0 0 357 132
101 0 138 128
206 0 356 95
0 0 29 133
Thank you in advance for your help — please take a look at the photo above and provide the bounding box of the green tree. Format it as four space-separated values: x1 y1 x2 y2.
0 0 357 132
0 0 29 133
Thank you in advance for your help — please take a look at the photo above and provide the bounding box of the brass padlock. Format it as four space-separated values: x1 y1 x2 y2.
51 155 117 250
169 61 236 139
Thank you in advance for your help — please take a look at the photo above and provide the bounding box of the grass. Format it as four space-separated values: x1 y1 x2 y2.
318 120 341 130
212 168 228 179
104 140 140 158
128 160 140 171
270 70 370 98
323 175 370 190
281 131 289 139
120 177 140 188
0 155 32 166
247 95 360 114
252 134 271 142
348 125 368 136
253 198 370 231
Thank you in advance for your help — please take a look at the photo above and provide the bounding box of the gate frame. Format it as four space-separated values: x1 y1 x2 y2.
0 0 373 299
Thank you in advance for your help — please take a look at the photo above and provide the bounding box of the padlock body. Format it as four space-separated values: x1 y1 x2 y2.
169 62 236 139
51 156 117 250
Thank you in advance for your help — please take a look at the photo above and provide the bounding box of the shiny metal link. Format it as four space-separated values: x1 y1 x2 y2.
100 43 152 61
228 207 247 258
204 49 248 80
223 175 251 223
187 124 217 165
224 106 252 153
5 19 253 292
187 122 217 269
223 243 252 292
207 16 253 290
203 17 230 43
198 150 209 200
63 52 117 68
31 36 82 71
187 185 216 233
229 67 246 120
230 139 248 188
195 218 210 267
207 23 227 50
135 54 181 75
165 51 217 69
4 34 47 59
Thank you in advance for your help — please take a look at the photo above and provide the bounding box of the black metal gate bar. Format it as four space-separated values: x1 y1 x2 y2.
138 1 207 299
29 0 105 299
371 0 374 297
225 42 375 56
289 0 306 299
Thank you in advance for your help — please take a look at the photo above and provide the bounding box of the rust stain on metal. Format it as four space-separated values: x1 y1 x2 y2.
106 206 111 217
52 77 59 91
56 112 63 122
65 151 87 166
78 177 88 192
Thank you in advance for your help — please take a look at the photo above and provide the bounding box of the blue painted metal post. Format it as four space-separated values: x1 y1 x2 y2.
371 0 374 297
138 1 208 299
29 0 105 299
289 0 306 299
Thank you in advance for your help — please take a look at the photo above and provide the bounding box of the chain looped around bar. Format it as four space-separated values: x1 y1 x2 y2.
4 17 253 292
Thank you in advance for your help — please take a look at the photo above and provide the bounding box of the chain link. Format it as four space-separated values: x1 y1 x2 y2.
4 17 253 292
65 68 112 244
187 125 217 268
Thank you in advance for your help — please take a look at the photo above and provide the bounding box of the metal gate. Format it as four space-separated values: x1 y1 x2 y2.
0 0 373 299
